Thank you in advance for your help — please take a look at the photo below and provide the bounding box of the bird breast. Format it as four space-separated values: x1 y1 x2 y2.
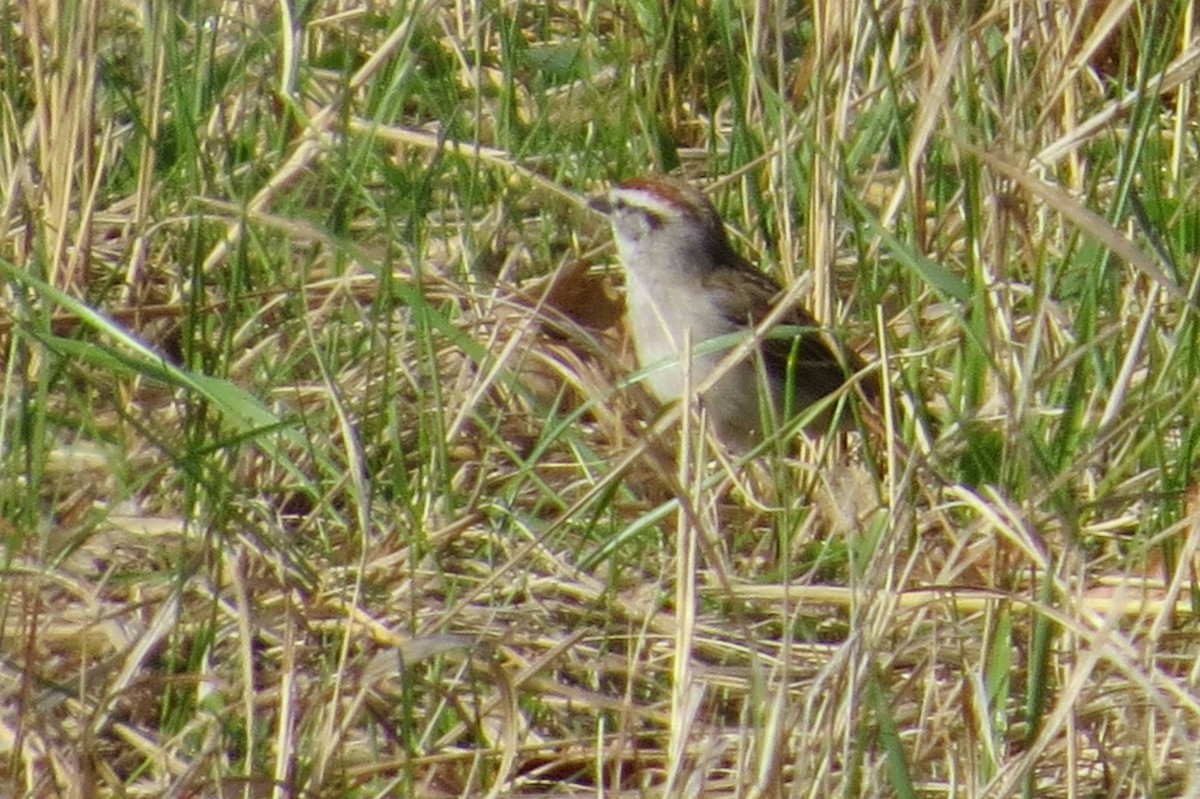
623 260 747 405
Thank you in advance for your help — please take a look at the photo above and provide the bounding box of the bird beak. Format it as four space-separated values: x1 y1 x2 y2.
587 194 613 215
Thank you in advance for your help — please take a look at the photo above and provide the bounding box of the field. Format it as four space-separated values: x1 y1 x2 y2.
2 1 1200 796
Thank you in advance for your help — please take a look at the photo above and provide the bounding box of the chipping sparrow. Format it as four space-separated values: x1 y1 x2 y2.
591 174 875 451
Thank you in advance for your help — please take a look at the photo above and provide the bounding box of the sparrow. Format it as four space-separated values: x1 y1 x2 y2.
591 174 876 451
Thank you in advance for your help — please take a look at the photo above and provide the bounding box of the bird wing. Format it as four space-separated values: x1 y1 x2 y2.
701 264 876 402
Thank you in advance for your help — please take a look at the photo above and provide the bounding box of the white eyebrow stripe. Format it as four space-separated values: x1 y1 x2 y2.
610 187 686 219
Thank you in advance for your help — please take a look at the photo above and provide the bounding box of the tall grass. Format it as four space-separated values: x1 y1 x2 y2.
1 1 1198 796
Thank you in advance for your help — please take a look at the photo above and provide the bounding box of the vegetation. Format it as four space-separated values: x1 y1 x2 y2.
1 0 1198 795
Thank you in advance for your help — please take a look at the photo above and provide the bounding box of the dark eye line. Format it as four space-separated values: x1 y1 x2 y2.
613 198 665 229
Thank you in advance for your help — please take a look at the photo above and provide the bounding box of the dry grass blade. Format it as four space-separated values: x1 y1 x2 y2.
1037 35 1200 166
956 138 1189 305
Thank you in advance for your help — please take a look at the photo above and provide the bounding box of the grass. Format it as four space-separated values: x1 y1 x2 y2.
2 0 1200 796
